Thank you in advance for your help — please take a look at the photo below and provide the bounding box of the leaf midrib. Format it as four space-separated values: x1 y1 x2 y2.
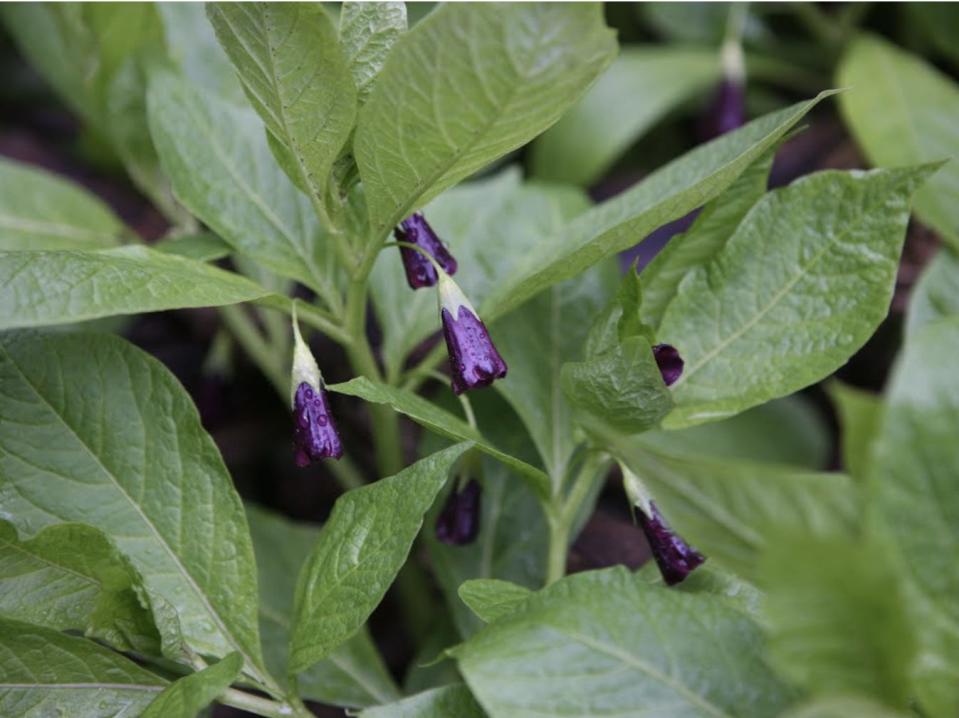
0 682 165 691
0 535 101 589
1 348 262 678
0 215 116 245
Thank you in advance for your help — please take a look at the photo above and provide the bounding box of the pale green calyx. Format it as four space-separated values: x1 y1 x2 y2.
619 460 653 517
437 271 476 316
291 302 322 407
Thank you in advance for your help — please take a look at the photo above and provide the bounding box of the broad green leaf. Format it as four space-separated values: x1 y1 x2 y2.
0 521 158 654
641 3 733 44
330 377 550 498
903 4 959 69
453 567 794 718
403 611 461 695
208 3 357 210
638 563 763 619
906 249 959 337
0 617 167 716
0 246 269 330
659 165 934 429
157 3 246 105
0 332 267 680
614 439 860 580
871 317 959 716
494 259 618 480
354 2 616 235
642 396 830 470
531 48 720 186
147 70 339 302
421 390 549 638
760 536 914 709
781 696 912 718
562 335 674 436
339 2 407 106
482 92 835 321
153 232 232 262
0 157 127 250
458 579 531 624
289 443 470 673
826 382 883 481
141 653 242 718
246 504 400 708
838 35 959 249
640 145 777 330
360 684 485 718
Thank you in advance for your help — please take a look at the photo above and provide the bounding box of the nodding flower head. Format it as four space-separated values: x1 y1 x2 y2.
394 212 458 289
438 274 507 394
290 306 343 465
638 500 705 585
701 38 746 140
435 479 482 546
653 343 683 387
292 382 343 465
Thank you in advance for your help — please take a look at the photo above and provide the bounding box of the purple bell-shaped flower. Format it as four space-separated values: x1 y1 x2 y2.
621 463 704 585
394 212 458 289
435 479 482 546
438 273 507 394
700 36 746 140
653 343 684 386
290 307 343 465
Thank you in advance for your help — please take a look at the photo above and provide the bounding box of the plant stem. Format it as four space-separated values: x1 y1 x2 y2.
220 305 288 398
219 687 311 718
545 512 570 585
326 452 366 490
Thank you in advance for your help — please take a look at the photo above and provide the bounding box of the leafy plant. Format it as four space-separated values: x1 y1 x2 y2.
0 2 957 718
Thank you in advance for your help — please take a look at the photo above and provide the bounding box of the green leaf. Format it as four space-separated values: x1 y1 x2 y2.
208 3 357 211
0 332 266 679
453 567 794 718
0 617 167 716
641 396 831 470
562 335 674 436
339 2 407 107
0 246 270 329
640 144 777 330
360 684 485 718
906 249 959 337
0 157 128 250
354 2 616 235
614 439 860 580
826 381 883 481
0 521 159 654
458 579 531 624
246 504 400 708
871 317 959 716
482 92 835 321
838 34 959 250
153 232 232 262
531 48 720 186
157 3 247 105
330 377 550 499
289 443 470 673
658 165 935 429
781 696 912 718
760 535 914 709
494 259 619 479
147 70 339 302
638 563 763 619
141 653 242 718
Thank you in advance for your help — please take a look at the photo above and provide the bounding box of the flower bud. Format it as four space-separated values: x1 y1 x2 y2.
652 343 683 386
394 212 458 289
290 307 343 464
701 38 746 140
438 273 507 394
622 463 704 585
435 479 482 546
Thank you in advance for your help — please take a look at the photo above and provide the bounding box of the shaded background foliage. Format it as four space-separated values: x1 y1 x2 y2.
0 2 957 716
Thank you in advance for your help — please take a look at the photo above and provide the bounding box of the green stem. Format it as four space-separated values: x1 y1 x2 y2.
219 687 311 718
219 305 288 398
790 1 840 46
545 512 570 585
326 452 366 490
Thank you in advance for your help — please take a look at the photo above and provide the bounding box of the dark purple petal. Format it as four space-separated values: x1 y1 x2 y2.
638 501 705 585
292 382 343 465
700 79 746 141
394 212 458 289
441 305 507 394
435 479 482 546
653 343 683 386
